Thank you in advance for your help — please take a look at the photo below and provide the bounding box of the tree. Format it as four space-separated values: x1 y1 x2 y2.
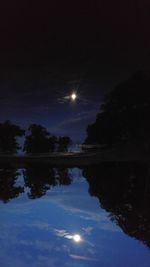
23 124 57 153
83 162 150 247
23 165 72 199
49 135 58 152
57 136 72 152
0 166 24 202
0 120 25 153
85 71 150 147
23 165 56 199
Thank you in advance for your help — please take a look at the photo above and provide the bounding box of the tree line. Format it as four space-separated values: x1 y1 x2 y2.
0 122 72 154
85 71 150 148
0 165 72 202
83 162 150 248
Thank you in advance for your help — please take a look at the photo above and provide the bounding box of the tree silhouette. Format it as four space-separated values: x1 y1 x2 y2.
23 124 57 153
49 135 58 152
0 120 25 153
56 168 72 185
23 165 56 199
0 166 24 203
23 165 72 199
0 164 72 201
85 71 150 147
83 162 150 248
57 136 72 152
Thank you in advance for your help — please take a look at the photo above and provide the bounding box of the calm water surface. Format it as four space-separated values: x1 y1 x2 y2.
0 162 150 267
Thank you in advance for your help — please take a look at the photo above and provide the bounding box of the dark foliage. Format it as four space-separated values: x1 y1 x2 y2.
23 124 72 153
85 71 150 147
23 165 56 199
0 166 24 203
57 136 72 152
23 166 72 199
0 121 25 153
83 162 150 248
23 124 57 153
0 164 72 201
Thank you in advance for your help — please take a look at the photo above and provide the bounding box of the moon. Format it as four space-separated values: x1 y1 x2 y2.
72 234 81 242
71 93 77 101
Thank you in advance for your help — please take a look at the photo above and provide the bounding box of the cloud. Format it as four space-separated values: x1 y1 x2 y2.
44 195 107 222
69 254 98 262
82 227 93 235
50 109 98 141
54 229 77 240
39 189 121 234
54 229 69 237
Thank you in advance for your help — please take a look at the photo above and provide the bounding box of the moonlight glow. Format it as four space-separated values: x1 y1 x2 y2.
72 234 81 242
71 93 77 101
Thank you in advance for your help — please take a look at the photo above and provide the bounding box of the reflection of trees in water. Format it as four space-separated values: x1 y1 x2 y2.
0 165 72 202
23 166 72 199
83 162 150 248
55 168 72 186
0 165 24 203
23 166 56 199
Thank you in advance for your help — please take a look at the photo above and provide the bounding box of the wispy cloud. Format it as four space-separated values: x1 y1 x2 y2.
54 229 78 240
50 109 98 140
69 254 98 262
82 226 93 235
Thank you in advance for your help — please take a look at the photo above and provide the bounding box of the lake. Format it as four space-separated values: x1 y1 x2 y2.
0 162 150 267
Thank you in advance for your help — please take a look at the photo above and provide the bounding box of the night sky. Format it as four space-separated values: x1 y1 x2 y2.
0 0 150 142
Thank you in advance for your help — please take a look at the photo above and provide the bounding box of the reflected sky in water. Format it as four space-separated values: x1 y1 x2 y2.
0 166 150 267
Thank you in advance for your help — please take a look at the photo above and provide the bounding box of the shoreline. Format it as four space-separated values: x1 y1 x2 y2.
0 151 149 167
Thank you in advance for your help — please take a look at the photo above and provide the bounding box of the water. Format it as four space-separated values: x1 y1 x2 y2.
0 162 150 267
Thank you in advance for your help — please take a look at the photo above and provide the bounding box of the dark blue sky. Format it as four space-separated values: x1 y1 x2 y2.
0 76 111 142
0 0 150 142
